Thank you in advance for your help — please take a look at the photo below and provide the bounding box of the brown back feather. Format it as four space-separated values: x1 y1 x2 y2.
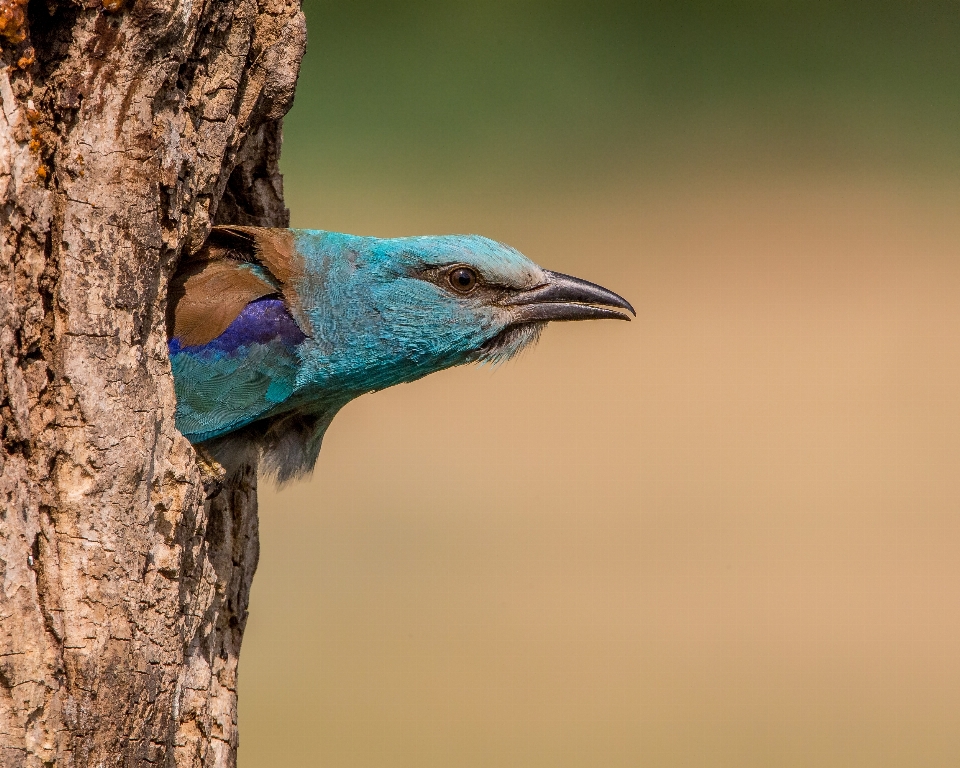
168 226 306 347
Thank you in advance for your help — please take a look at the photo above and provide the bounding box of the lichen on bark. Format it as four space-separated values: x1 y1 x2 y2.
0 0 305 764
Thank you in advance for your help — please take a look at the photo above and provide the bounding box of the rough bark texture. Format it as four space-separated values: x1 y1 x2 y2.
0 0 305 763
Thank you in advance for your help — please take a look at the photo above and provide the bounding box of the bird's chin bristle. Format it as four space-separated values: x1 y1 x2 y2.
474 322 544 366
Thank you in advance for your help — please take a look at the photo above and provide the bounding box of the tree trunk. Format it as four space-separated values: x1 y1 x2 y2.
0 0 305 763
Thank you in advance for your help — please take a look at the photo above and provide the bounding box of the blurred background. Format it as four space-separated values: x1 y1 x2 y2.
239 2 960 766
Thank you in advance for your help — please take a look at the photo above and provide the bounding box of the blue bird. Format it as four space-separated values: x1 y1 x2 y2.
168 226 633 482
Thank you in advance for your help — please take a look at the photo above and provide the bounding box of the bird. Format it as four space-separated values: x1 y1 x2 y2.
167 226 633 483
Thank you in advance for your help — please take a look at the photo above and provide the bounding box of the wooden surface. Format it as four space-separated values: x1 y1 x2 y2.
0 1 304 764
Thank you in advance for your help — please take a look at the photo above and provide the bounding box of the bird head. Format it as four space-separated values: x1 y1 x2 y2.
169 225 634 480
291 230 634 395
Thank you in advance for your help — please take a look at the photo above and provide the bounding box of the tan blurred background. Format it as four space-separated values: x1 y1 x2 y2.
239 3 960 766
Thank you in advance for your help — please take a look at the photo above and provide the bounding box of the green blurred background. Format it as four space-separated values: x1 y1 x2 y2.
239 2 960 766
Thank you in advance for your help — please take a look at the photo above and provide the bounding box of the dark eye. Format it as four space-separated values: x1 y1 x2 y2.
448 266 478 293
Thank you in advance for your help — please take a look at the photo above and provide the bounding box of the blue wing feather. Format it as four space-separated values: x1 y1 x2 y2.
170 298 306 442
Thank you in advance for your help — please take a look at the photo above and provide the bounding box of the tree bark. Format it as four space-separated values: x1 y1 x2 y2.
0 0 305 763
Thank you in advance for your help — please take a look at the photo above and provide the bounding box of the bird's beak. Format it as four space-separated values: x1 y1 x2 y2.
504 270 635 322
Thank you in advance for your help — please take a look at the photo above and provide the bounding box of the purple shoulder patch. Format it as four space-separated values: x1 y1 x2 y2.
169 298 306 355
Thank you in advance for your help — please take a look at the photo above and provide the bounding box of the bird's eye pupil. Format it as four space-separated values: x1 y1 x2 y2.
449 267 477 292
